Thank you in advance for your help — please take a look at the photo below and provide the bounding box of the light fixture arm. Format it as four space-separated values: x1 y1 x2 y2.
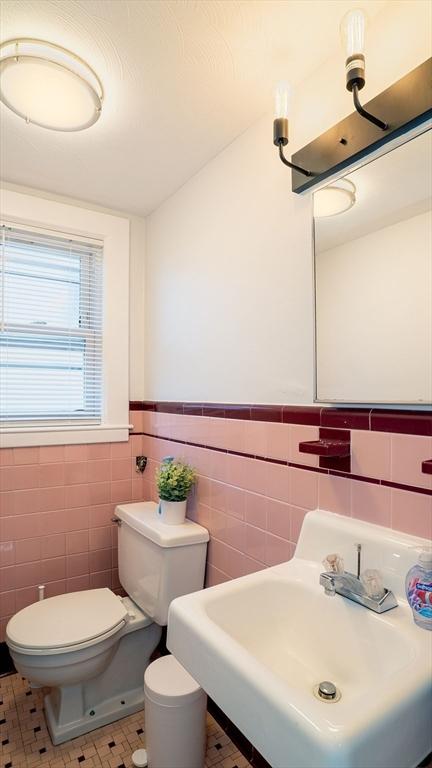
277 141 314 177
352 83 388 131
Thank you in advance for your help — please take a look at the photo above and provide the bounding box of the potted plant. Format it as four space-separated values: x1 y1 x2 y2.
156 457 197 525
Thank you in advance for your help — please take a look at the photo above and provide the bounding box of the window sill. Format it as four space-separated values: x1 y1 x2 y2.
0 424 131 448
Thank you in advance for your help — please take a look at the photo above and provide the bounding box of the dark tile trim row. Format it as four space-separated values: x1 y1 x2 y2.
0 642 15 678
207 698 272 768
130 401 432 436
137 431 432 497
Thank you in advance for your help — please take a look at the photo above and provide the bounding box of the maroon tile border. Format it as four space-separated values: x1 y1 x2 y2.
183 403 205 416
370 409 432 437
329 470 381 485
321 407 371 430
251 405 283 422
129 400 148 411
130 400 158 411
223 405 252 420
282 405 321 426
131 401 432 436
380 479 432 496
137 430 432 497
207 698 271 768
290 462 328 475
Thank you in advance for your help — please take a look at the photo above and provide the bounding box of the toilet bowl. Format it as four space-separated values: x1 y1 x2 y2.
7 588 162 744
6 501 208 745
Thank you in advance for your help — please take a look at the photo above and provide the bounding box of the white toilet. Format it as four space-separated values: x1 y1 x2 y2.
6 501 209 745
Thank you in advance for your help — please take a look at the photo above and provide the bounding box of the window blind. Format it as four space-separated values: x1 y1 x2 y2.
0 224 103 426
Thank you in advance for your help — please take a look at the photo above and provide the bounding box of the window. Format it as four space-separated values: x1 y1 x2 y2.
0 224 103 426
0 189 129 448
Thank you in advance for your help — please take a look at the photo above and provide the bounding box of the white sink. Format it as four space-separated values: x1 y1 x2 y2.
168 510 432 768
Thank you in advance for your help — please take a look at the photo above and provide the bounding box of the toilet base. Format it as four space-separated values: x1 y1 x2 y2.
42 614 162 745
45 684 145 745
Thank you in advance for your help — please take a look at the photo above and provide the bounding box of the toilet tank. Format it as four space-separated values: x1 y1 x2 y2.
115 501 209 625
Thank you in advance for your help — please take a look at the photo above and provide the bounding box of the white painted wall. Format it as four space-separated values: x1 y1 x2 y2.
145 0 432 403
1 182 146 400
316 211 432 403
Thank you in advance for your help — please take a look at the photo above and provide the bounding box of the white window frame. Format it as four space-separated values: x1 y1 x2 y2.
0 189 130 447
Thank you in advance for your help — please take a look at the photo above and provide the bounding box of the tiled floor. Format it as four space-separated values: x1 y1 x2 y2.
0 673 251 768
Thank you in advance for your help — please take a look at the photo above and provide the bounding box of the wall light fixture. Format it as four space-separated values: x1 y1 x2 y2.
273 81 314 177
274 7 399 179
340 9 388 131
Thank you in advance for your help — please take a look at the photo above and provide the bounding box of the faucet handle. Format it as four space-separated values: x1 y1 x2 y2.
361 569 385 599
322 553 344 573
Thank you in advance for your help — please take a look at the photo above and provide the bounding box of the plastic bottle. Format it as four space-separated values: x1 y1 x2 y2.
405 549 432 630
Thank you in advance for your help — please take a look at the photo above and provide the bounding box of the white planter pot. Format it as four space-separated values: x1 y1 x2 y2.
158 499 187 525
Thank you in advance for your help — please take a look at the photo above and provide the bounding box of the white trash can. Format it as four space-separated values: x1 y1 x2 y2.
144 655 207 768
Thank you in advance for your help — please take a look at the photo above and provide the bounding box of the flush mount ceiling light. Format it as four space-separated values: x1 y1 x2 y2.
313 179 356 218
0 39 103 131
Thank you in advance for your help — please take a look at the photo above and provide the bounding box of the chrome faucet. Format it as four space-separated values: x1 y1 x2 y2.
319 544 398 614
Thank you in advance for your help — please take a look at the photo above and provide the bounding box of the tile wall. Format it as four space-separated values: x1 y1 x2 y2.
0 436 145 640
1 403 431 641
131 405 432 589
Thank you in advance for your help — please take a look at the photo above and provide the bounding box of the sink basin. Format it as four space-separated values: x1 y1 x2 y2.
168 510 432 768
206 575 414 696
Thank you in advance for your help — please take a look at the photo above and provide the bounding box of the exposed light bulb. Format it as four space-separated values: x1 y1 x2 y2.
339 6 387 127
274 81 291 120
272 81 312 176
340 8 367 59
273 81 290 146
340 8 367 93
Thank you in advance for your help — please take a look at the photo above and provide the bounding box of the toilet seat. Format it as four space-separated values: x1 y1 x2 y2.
6 588 129 656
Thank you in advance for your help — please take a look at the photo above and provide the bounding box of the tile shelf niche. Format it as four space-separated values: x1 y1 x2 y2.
298 438 351 458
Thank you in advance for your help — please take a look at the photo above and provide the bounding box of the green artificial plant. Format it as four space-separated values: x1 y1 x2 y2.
156 457 197 502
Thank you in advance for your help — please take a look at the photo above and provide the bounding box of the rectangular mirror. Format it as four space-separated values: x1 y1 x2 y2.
313 128 432 404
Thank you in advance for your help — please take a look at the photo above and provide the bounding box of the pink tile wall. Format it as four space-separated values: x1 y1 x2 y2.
1 409 431 641
134 409 432 589
0 435 145 641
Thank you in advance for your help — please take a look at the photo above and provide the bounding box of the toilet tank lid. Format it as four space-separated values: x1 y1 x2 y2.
115 502 209 547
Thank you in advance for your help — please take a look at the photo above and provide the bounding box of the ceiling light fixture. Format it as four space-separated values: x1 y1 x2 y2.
313 179 356 217
340 9 388 131
0 39 103 131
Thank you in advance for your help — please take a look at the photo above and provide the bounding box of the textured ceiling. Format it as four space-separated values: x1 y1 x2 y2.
1 0 387 216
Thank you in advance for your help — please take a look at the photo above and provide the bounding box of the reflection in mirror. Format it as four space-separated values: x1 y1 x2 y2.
314 129 432 404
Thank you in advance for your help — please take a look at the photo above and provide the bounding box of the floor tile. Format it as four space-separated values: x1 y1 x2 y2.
0 673 251 768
